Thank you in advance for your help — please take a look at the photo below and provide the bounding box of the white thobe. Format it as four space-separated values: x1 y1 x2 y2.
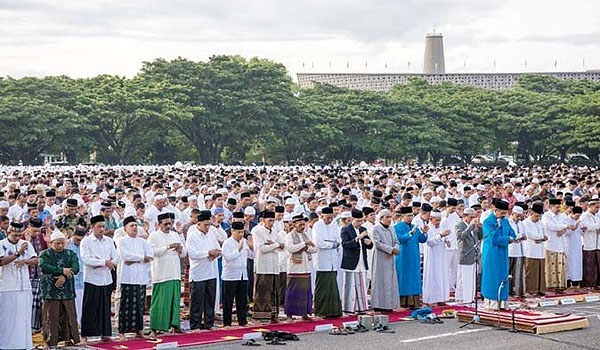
362 221 375 282
441 211 460 292
423 226 450 304
0 238 37 350
565 218 583 281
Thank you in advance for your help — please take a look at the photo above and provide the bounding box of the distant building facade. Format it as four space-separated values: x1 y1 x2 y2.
297 71 600 91
297 32 600 91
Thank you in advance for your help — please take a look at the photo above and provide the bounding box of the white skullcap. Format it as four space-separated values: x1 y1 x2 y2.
476 184 485 191
463 208 475 215
377 209 392 220
340 211 351 219
244 206 256 216
436 186 445 193
285 198 295 206
512 206 524 215
283 213 293 222
430 210 442 218
154 194 166 201
0 201 8 209
430 196 442 203
50 229 66 242
422 188 433 195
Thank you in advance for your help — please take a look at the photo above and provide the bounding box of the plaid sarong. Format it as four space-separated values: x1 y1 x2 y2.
31 278 43 331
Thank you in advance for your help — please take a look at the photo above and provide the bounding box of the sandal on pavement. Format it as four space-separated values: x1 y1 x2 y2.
242 339 261 346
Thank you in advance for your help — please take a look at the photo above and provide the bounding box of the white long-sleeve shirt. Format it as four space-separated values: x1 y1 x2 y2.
580 211 600 250
522 218 545 259
252 224 281 275
285 231 316 274
186 225 220 282
278 230 289 273
222 237 249 281
508 219 526 258
440 211 460 250
542 211 568 253
81 234 119 286
117 236 153 285
312 220 341 271
0 238 37 291
148 229 186 283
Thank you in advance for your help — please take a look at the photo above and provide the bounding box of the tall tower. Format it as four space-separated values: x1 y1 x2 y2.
423 32 446 74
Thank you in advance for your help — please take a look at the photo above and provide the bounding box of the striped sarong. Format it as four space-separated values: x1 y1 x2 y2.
342 271 368 313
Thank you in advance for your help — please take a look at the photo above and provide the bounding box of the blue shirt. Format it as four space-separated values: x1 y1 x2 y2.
66 240 84 290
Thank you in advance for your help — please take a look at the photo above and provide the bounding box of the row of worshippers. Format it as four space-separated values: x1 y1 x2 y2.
4 165 600 348
3 195 598 348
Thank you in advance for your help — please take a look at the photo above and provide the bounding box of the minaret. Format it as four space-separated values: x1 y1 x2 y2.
423 32 446 74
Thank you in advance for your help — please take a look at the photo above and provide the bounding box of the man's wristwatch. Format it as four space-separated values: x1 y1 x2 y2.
14 252 21 258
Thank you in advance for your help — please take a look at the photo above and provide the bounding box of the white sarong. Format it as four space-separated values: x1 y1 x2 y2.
0 290 33 350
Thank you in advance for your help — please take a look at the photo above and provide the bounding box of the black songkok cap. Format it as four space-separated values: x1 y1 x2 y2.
198 210 212 221
123 216 136 227
351 210 364 219
495 200 509 211
262 211 276 219
321 207 334 214
157 213 170 222
421 203 433 212
362 207 375 215
29 217 42 228
532 202 544 215
400 206 413 214
231 221 244 230
90 215 105 225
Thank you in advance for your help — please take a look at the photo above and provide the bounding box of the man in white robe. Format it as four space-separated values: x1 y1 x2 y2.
0 222 38 350
440 198 461 293
423 210 451 305
565 206 583 288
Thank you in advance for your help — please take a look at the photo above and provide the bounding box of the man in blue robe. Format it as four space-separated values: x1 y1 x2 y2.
395 206 428 309
481 199 515 310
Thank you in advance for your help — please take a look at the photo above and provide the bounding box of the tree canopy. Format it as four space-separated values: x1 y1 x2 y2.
1 57 600 166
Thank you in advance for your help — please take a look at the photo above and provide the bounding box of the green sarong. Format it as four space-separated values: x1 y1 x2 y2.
314 271 342 318
150 280 181 331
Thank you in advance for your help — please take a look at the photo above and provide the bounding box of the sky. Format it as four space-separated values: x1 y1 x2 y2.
1 0 599 80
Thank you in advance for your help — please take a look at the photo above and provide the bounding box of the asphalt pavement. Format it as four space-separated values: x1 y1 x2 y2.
193 303 600 350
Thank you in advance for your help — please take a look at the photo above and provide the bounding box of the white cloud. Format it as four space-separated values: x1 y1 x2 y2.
0 0 599 80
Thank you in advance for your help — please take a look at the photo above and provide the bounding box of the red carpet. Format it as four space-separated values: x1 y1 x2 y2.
90 306 467 350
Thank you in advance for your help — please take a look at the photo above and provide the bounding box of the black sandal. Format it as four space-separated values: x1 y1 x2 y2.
243 339 261 346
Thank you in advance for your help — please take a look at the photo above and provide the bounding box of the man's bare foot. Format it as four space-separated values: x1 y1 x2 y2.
148 331 158 339
118 334 127 342
80 337 87 346
135 331 148 339
172 327 185 334
301 316 313 321
101 336 113 342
